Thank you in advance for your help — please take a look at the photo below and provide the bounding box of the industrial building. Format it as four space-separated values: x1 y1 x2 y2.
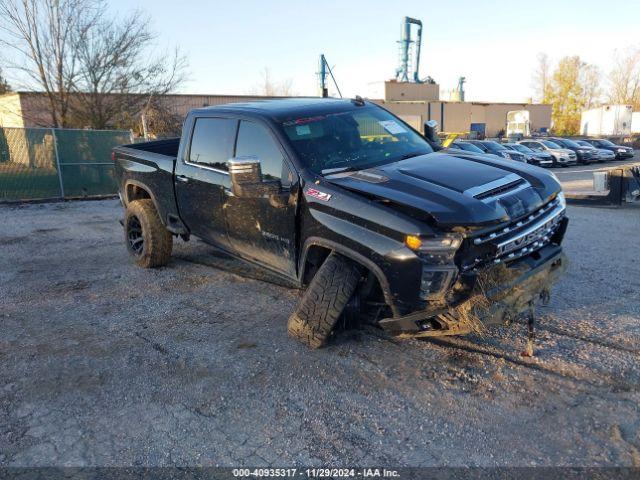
376 81 552 137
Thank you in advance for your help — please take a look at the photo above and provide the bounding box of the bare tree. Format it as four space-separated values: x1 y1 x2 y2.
253 67 295 96
0 0 101 127
134 98 183 138
608 46 640 110
0 0 187 129
70 12 187 129
531 53 551 103
580 63 602 110
0 67 12 94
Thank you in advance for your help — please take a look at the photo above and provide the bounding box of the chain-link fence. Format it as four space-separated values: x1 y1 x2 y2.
0 127 133 202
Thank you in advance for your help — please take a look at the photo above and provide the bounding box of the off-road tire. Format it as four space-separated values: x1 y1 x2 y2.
288 252 361 348
124 199 172 268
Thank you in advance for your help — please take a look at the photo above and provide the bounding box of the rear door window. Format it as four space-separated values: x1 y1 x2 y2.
188 117 238 170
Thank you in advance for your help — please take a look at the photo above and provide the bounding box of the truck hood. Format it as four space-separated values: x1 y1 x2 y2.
325 152 561 227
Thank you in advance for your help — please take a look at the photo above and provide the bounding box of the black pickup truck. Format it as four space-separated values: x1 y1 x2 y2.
113 98 568 348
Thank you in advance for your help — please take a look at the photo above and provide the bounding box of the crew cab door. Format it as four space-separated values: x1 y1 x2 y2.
174 116 237 250
224 120 298 277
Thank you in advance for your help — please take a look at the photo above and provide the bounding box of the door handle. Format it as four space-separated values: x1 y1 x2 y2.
176 175 189 183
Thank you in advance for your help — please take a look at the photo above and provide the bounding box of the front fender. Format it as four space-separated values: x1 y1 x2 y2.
300 209 425 316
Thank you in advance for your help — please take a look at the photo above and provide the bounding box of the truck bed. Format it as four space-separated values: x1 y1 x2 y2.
112 138 182 233
123 138 181 158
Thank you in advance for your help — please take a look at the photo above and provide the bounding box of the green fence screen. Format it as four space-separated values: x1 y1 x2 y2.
0 127 132 202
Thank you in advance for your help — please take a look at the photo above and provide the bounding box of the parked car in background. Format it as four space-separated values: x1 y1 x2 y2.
580 138 634 159
503 143 553 168
518 140 577 167
449 140 485 154
574 140 615 162
547 138 598 165
465 140 526 162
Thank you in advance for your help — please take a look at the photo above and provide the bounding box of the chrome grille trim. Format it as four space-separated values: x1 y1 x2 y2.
473 197 561 246
463 197 566 270
494 204 565 257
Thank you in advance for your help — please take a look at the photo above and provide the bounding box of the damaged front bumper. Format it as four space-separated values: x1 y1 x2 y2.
379 245 568 337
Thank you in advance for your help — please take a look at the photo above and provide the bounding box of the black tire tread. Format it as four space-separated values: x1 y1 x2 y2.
288 252 361 348
125 199 173 268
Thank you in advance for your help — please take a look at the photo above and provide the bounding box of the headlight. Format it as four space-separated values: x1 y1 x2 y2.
405 234 462 252
556 191 566 209
502 151 512 159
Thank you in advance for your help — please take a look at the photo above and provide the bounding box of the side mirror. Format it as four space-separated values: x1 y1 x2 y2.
227 156 280 198
423 120 440 144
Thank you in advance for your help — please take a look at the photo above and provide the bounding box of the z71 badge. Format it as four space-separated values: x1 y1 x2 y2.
306 188 332 201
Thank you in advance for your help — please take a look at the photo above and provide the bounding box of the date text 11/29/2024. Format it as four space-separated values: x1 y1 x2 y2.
232 468 400 477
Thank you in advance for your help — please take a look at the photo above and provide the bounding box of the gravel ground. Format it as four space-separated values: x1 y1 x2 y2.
0 199 639 467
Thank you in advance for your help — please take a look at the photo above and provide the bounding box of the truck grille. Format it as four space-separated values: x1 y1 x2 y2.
464 196 566 270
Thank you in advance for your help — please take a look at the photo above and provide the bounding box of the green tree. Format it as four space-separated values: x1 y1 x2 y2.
547 56 601 135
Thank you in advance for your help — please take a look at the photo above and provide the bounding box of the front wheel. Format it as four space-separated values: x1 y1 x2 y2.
287 252 361 348
124 199 173 268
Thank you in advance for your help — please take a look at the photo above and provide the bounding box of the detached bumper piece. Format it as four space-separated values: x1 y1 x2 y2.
566 166 640 206
380 246 567 338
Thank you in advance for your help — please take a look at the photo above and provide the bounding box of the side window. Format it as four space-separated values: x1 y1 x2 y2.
236 121 287 182
188 117 237 170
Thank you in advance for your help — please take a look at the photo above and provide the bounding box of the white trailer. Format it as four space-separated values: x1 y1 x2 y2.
506 110 530 138
632 112 640 134
580 105 632 137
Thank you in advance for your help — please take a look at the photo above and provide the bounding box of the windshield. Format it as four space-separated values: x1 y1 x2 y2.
456 142 484 153
541 140 561 149
281 107 433 174
559 139 581 148
598 139 615 146
510 144 532 153
576 141 594 148
483 141 507 151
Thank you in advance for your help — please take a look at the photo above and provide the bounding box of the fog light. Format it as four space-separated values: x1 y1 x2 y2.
420 268 456 299
405 235 422 250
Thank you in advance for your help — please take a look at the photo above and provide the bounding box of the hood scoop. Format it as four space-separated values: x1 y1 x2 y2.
463 174 528 201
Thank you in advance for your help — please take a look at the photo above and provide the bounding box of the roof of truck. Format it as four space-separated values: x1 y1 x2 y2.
190 97 370 121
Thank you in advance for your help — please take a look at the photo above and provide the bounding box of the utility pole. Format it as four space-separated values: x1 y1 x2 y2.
317 54 342 98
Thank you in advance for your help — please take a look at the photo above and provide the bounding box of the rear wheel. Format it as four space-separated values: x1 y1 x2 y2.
124 199 173 268
288 252 361 348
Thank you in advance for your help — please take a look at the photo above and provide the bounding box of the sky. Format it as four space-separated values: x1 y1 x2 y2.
9 0 640 102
